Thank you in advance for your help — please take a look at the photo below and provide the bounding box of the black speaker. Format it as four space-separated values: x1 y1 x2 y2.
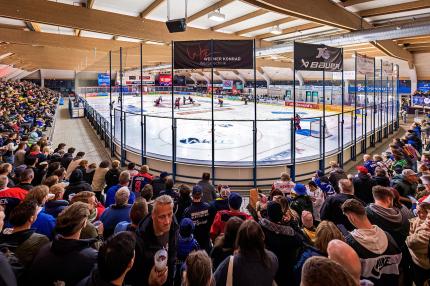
166 18 187 33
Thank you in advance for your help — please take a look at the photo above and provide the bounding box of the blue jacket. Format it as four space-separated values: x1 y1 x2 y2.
32 211 56 240
105 185 135 207
100 205 131 238
364 160 377 176
177 235 199 261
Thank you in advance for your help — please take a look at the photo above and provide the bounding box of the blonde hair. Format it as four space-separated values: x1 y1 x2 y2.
112 160 120 169
49 183 65 200
314 221 345 254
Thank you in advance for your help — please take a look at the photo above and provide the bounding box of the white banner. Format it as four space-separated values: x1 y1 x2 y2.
357 54 374 76
382 61 393 77
333 71 355 80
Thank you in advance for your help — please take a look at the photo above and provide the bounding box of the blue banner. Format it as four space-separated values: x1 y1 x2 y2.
418 81 430 92
98 73 110 86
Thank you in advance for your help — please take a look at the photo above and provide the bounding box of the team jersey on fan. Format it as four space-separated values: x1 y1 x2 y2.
130 173 153 194
272 180 295 196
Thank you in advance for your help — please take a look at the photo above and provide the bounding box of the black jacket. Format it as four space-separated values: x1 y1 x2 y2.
64 170 93 200
328 168 347 193
104 169 121 191
353 173 377 204
290 195 313 218
373 175 391 187
29 236 97 286
151 177 166 198
61 153 74 169
77 269 116 286
320 193 362 231
126 215 178 286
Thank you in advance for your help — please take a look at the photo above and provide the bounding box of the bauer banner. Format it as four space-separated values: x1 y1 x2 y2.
294 42 343 72
356 53 374 76
173 40 254 69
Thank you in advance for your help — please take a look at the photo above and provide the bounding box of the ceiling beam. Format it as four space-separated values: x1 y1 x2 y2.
359 0 430 17
0 0 244 42
235 17 297 35
340 0 375 7
211 9 268 31
256 23 322 40
140 0 164 18
187 0 235 23
396 36 430 45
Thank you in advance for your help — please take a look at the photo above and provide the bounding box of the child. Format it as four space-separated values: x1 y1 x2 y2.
175 218 200 285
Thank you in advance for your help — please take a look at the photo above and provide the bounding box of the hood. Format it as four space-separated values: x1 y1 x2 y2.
259 218 295 236
367 204 404 227
50 236 96 255
350 225 388 254
69 169 84 184
0 229 35 246
44 200 69 211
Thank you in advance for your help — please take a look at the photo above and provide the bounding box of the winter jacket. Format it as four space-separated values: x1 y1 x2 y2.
214 250 278 286
290 195 313 218
175 195 192 222
83 168 96 185
99 204 132 239
0 252 17 286
328 168 348 193
353 173 377 204
183 202 215 251
159 188 180 204
210 210 252 241
196 180 217 203
60 152 74 169
29 236 98 286
0 187 28 218
91 167 109 193
77 269 117 286
394 178 417 198
210 198 230 212
64 170 93 200
373 175 390 187
126 215 178 286
345 226 401 286
177 234 199 262
320 193 361 231
406 222 430 269
104 168 121 192
104 184 135 207
210 236 235 271
259 218 304 286
44 200 69 218
31 210 56 240
150 176 165 198
294 245 325 286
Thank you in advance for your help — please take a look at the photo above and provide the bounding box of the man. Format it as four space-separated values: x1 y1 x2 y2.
196 172 217 203
0 163 14 187
151 171 169 198
395 169 418 206
353 166 377 204
105 171 135 207
16 168 34 191
77 232 136 286
159 178 179 203
127 195 177 286
342 199 402 286
130 165 153 195
30 202 98 285
61 147 75 169
183 185 215 252
210 192 252 241
363 154 377 176
66 151 85 179
0 175 8 191
210 186 230 212
100 188 132 239
320 179 362 231
328 161 347 194
0 200 49 283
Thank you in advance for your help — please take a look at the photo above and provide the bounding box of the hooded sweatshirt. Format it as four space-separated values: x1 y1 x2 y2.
346 226 402 286
406 222 430 269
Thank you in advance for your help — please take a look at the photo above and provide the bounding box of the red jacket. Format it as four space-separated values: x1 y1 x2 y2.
210 210 252 241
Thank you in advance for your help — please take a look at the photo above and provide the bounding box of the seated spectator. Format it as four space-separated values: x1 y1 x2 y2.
151 171 169 198
410 202 430 234
327 239 363 285
210 216 243 270
0 175 8 191
53 143 66 154
100 187 132 238
64 169 93 200
125 162 138 179
29 202 98 285
301 211 316 243
0 185 28 219
91 160 110 201
16 168 34 191
183 251 213 286
395 169 418 206
104 160 121 192
14 142 27 167
175 218 200 285
114 198 148 234
342 199 402 286
76 159 89 178
0 163 14 188
197 172 217 203
353 166 376 204
290 183 313 218
44 183 69 218
77 232 136 286
0 200 49 284
0 205 16 286
210 192 252 241
24 185 55 239
363 154 377 176
105 171 135 207
210 185 230 212
214 220 278 286
300 256 356 286
130 165 153 195
42 174 59 188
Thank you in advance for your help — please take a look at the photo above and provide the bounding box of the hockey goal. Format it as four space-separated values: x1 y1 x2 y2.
309 119 332 138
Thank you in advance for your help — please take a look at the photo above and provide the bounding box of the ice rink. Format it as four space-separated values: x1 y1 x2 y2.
84 94 391 165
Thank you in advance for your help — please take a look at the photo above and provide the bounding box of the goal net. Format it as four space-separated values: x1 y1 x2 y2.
309 119 332 138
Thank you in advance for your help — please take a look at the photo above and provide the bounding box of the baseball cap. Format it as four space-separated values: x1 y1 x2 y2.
421 175 430 185
293 183 307 196
228 192 242 210
402 169 417 177
356 165 368 174
192 185 202 197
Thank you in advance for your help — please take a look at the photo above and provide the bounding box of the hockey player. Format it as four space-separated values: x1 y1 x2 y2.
175 97 181 109
294 114 301 131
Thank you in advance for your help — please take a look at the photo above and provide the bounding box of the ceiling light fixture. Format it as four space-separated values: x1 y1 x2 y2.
270 25 282 35
208 9 226 22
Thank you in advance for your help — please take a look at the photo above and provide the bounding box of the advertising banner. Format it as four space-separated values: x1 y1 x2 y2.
356 54 374 76
174 40 254 69
159 74 172 86
98 73 110 86
382 61 393 77
418 81 430 92
222 80 234 90
294 42 343 72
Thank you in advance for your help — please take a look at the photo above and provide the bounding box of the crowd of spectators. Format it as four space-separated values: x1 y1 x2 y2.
2 79 430 286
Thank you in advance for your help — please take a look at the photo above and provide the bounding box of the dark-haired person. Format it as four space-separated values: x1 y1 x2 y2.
214 220 278 286
114 198 148 234
29 202 98 285
196 172 217 203
77 232 136 286
64 169 93 200
61 147 75 169
65 151 86 179
104 160 121 193
16 168 34 191
0 200 49 284
53 143 66 154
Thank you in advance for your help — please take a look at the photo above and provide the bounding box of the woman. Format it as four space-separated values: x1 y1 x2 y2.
214 220 278 286
210 216 243 270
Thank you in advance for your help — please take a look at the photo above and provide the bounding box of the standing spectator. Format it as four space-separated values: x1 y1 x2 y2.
175 218 200 285
29 202 97 285
271 172 295 197
104 160 121 192
160 178 179 203
307 181 324 222
83 163 97 184
91 160 110 201
76 160 89 178
100 187 132 239
0 175 8 191
373 167 390 187
300 256 356 286
321 179 364 231
210 216 243 270
141 184 154 213
0 163 14 188
328 161 347 194
151 172 169 198
210 192 252 241
60 147 75 170
196 172 217 203
210 186 230 212
214 220 278 286
353 166 376 204
24 185 55 239
53 143 66 154
105 171 135 207
126 195 178 286
77 232 136 286
290 183 313 218
125 162 138 179
16 168 34 191
114 199 148 234
13 142 27 167
259 201 303 286
64 169 93 200
342 199 402 286
363 154 377 176
176 184 192 221
65 151 85 179
183 185 214 252
130 165 153 195
182 251 213 286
